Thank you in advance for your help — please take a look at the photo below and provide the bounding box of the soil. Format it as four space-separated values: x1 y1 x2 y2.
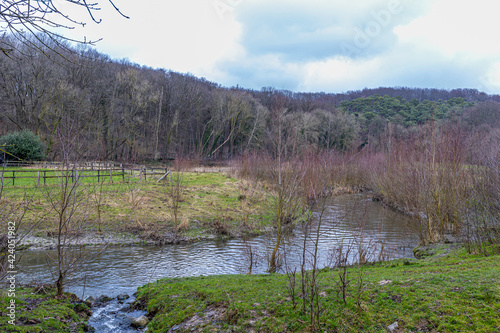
19 228 223 250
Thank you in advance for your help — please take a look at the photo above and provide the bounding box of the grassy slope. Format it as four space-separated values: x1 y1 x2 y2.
2 171 274 240
136 247 500 332
0 287 92 332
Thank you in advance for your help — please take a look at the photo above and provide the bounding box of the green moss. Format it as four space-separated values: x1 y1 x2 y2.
0 287 90 332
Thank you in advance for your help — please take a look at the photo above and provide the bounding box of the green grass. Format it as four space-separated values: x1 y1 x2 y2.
136 247 500 332
0 286 92 332
1 168 275 239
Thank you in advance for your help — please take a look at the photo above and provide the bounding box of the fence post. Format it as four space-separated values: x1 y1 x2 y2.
12 171 15 186
144 167 147 181
110 168 113 183
122 165 125 181
44 170 46 185
37 171 40 186
97 169 100 182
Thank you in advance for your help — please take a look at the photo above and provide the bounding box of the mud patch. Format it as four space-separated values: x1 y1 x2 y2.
167 306 226 332
20 232 156 250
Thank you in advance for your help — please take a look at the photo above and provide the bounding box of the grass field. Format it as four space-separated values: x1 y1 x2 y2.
136 246 500 332
1 167 275 241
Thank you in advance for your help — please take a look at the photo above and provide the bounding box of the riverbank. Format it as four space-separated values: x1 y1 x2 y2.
5 171 277 250
4 244 498 332
135 245 500 332
0 285 93 332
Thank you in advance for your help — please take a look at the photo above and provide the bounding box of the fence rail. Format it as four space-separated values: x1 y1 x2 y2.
0 161 170 187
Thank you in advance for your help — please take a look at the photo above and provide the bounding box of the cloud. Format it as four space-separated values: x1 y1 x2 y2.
216 54 304 90
394 0 500 58
209 0 500 93
234 0 433 61
297 43 496 93
49 0 500 94
56 0 243 74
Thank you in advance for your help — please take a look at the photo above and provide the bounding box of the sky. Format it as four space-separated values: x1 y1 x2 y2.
52 0 500 94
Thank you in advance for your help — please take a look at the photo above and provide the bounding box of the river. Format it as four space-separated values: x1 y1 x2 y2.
16 193 419 331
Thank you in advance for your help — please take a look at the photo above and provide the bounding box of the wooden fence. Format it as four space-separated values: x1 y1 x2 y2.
0 162 170 187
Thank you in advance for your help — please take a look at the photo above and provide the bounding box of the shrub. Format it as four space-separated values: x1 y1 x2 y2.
0 130 46 161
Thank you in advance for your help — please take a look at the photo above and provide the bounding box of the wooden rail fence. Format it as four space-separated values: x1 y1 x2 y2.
0 162 170 187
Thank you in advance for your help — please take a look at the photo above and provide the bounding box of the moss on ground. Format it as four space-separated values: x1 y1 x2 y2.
0 286 92 332
136 246 500 332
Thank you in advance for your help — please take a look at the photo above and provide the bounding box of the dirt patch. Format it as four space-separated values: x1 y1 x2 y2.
415 318 439 332
20 232 156 250
167 306 226 332
19 227 225 250
413 241 461 259
391 294 402 303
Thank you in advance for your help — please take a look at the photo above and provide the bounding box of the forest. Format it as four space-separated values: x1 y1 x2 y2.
1 36 500 163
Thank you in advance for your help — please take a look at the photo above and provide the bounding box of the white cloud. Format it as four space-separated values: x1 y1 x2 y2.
300 57 382 92
394 0 500 57
57 0 243 75
47 0 500 94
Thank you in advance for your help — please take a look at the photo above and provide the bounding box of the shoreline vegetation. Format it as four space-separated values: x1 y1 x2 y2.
0 285 93 332
1 244 498 332
1 144 499 331
134 244 500 333
4 165 361 251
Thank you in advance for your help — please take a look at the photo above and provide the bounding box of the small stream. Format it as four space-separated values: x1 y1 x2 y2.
17 194 420 332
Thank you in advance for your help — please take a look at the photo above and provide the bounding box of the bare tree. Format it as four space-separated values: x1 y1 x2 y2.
0 0 129 55
268 96 305 273
43 163 108 296
167 157 186 230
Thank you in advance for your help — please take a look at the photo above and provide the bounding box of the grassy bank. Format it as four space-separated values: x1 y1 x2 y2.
0 286 92 332
136 246 500 332
1 169 275 245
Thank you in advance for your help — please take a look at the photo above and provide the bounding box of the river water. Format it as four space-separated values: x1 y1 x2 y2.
16 193 419 331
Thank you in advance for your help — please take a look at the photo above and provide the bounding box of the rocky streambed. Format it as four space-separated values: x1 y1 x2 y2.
86 294 148 332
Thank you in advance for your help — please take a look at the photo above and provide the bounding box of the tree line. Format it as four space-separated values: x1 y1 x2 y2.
1 35 499 162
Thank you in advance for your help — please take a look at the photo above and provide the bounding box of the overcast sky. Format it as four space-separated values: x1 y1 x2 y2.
57 0 500 94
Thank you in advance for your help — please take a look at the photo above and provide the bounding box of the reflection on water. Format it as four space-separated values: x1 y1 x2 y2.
17 194 419 298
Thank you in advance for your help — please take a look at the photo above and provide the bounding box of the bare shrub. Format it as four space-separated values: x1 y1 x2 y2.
330 241 353 306
367 122 470 244
43 164 106 296
242 238 262 275
212 219 230 235
461 128 500 254
125 177 146 228
177 216 190 231
166 157 187 230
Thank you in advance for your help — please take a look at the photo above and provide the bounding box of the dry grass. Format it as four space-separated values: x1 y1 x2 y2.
5 170 274 238
177 216 190 231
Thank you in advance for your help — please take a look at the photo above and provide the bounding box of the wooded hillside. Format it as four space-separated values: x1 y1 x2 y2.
1 36 499 162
